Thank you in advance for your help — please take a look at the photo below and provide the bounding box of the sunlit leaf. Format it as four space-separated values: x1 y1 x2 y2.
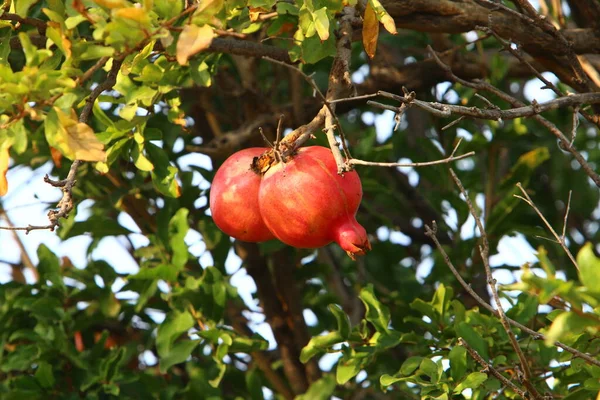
176 24 214 65
0 143 9 196
313 7 329 41
367 0 396 34
45 107 106 162
362 1 378 59
577 242 600 294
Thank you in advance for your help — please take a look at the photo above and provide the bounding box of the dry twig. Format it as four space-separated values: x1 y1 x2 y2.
428 46 600 188
514 183 578 271
447 169 544 399
458 338 527 398
424 220 600 368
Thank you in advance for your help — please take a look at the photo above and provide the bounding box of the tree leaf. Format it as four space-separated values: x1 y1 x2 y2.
577 242 600 294
545 311 598 346
300 331 344 363
336 354 364 384
456 322 489 360
0 142 9 196
359 285 390 333
46 107 106 162
453 372 488 393
156 310 195 358
362 1 378 59
367 0 396 34
296 375 336 400
159 340 200 373
449 345 467 382
169 208 190 269
328 304 351 339
313 7 329 41
176 24 214 65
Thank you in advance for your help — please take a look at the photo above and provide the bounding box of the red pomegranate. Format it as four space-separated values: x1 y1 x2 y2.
258 146 370 259
210 148 275 242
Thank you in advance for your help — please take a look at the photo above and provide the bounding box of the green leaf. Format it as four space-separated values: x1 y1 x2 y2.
328 304 351 339
453 372 488 393
169 208 190 269
400 356 422 376
156 310 195 358
545 311 598 346
296 375 336 400
37 245 66 293
245 368 265 400
577 242 600 294
159 340 200 373
1 344 40 372
359 285 390 333
456 322 489 360
100 348 126 382
419 357 440 384
448 345 467 382
300 331 344 363
34 362 55 388
129 264 179 282
431 283 452 321
336 351 368 384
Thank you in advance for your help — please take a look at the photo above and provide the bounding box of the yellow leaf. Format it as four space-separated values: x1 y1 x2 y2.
0 144 9 196
94 0 127 9
380 14 396 35
54 108 107 162
367 0 396 35
362 1 378 59
176 24 214 65
113 7 151 24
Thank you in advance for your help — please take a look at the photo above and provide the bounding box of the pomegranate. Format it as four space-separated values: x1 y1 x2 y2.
258 146 370 259
210 148 275 242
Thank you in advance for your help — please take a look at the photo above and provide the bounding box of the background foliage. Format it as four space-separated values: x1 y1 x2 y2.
1 0 600 398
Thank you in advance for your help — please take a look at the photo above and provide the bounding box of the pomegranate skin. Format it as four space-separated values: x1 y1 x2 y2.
210 148 275 242
258 146 370 258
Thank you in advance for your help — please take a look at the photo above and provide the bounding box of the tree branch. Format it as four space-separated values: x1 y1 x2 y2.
514 183 578 271
458 337 528 399
428 46 600 189
424 221 600 368
448 169 544 399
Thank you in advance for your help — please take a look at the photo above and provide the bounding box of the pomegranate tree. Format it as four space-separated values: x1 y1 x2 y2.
209 147 275 242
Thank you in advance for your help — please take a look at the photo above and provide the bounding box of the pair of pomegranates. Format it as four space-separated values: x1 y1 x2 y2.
209 146 370 259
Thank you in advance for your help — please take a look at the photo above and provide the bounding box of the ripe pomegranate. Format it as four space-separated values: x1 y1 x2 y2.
210 148 275 242
258 146 370 259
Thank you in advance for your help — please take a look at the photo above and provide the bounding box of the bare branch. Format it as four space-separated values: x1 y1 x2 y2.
349 139 475 168
370 91 600 121
424 222 600 368
428 46 600 188
514 183 578 271
458 338 528 399
449 169 544 399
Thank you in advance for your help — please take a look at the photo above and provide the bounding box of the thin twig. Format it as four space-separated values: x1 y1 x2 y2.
478 26 600 129
514 183 578 271
78 56 110 85
349 139 474 168
424 222 600 368
561 190 572 242
428 45 600 188
368 91 600 121
449 169 544 400
458 338 527 399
